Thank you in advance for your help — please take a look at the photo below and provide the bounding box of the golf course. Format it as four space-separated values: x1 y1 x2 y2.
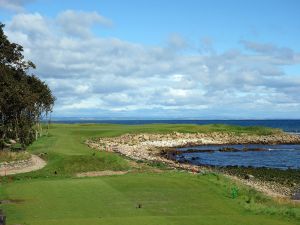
0 123 299 225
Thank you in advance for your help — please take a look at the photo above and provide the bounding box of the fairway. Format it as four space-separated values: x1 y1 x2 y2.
0 124 299 225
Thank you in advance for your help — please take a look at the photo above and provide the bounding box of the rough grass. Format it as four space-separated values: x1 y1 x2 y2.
220 167 300 188
0 123 299 225
0 150 31 163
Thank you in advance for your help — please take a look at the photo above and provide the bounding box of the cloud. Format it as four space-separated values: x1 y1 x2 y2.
4 11 300 118
167 33 188 50
9 13 50 37
240 40 296 61
0 0 34 12
56 10 112 38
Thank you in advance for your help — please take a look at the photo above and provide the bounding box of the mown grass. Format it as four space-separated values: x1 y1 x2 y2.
2 172 300 225
0 123 299 225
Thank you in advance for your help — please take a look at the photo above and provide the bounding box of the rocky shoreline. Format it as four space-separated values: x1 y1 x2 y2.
86 131 300 199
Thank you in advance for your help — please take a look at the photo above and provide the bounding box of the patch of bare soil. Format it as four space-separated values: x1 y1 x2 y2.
76 170 128 177
0 199 24 204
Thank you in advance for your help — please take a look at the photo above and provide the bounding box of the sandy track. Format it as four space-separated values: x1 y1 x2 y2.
0 155 46 176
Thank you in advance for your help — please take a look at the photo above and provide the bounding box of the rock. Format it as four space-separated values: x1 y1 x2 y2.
219 147 239 152
244 174 255 180
143 134 150 140
39 152 48 157
291 190 300 200
8 139 17 144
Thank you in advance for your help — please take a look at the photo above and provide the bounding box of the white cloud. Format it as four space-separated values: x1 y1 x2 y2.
3 11 300 118
240 40 296 61
0 0 34 12
9 13 50 37
167 33 188 50
56 10 112 38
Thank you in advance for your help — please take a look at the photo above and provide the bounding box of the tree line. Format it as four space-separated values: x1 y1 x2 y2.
0 23 55 149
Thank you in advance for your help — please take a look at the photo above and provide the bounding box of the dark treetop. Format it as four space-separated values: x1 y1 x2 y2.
0 23 55 148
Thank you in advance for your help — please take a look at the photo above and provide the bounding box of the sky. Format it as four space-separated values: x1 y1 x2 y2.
0 0 300 119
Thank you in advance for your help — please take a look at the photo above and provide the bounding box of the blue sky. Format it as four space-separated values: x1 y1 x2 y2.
0 0 300 119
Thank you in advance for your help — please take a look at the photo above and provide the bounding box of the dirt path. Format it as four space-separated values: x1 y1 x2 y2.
0 155 46 176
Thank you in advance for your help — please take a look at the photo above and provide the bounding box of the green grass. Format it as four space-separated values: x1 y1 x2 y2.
2 173 299 225
0 123 299 225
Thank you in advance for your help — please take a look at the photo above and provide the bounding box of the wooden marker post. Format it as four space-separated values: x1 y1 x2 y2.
0 210 6 225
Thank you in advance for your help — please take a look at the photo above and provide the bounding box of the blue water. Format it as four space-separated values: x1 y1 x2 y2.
177 144 300 169
52 119 300 133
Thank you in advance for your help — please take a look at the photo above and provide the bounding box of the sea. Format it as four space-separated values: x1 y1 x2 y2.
53 119 300 169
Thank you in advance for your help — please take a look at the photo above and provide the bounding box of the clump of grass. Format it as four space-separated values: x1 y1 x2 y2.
0 150 31 163
146 161 169 170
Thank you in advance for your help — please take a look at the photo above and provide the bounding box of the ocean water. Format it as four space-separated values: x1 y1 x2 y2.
176 144 300 169
52 119 300 133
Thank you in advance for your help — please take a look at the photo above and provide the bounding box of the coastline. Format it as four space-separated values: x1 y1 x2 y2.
86 131 300 200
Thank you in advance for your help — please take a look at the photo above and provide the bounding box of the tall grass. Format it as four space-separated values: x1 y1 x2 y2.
0 150 31 163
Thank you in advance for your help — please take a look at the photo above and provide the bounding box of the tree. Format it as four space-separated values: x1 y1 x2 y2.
0 22 55 149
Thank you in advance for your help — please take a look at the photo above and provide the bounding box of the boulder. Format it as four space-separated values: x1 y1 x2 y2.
219 147 239 152
292 190 300 200
244 174 255 180
8 139 16 144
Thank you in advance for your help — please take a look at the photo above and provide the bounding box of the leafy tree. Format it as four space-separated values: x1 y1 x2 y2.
0 23 55 149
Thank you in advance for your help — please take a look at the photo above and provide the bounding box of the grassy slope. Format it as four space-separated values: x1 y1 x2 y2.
0 123 299 225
